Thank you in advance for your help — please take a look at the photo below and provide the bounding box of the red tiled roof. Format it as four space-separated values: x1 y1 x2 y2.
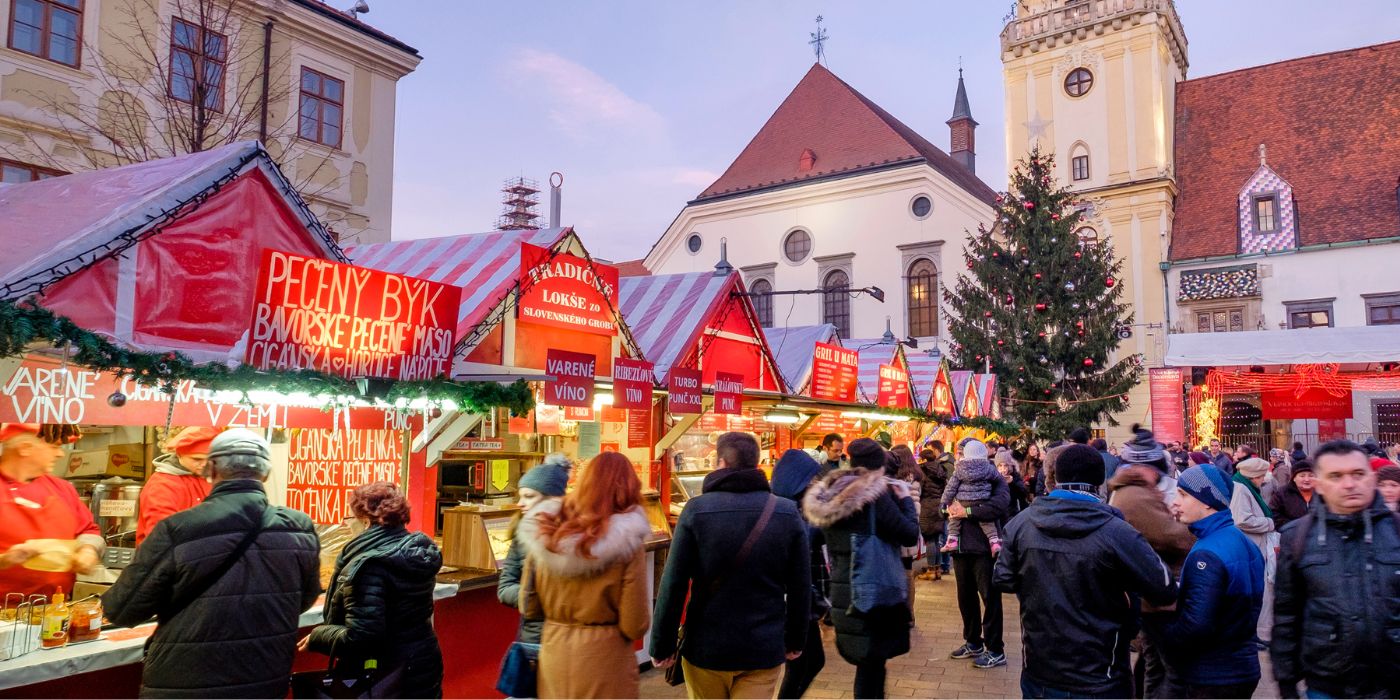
696 63 996 205
1171 41 1400 261
614 259 650 277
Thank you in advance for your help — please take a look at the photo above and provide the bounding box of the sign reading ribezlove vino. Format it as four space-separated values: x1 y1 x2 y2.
612 358 654 409
811 342 859 403
245 249 461 380
545 349 596 408
519 243 620 336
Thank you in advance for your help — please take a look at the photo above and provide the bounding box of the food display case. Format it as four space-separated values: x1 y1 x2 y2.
440 505 520 572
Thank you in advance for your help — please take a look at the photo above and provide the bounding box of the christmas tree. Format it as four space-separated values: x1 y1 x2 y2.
945 148 1141 438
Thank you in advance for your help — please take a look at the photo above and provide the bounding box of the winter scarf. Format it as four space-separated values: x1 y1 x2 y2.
323 524 408 618
701 466 771 494
1231 471 1272 519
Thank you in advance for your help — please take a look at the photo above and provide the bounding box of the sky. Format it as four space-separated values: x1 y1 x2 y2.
365 1 1399 262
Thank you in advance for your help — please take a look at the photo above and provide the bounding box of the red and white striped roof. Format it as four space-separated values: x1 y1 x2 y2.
905 351 942 409
346 228 568 341
847 339 903 405
976 374 999 418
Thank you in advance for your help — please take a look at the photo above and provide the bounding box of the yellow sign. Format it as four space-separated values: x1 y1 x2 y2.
490 460 510 492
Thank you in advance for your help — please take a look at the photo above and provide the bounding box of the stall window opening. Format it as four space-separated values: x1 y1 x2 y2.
9 0 82 67
299 67 344 148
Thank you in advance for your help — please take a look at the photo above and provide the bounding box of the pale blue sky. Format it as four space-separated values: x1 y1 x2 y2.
366 1 1398 261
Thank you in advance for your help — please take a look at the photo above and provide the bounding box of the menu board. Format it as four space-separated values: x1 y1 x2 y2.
811 342 859 402
245 248 461 380
1148 368 1186 443
714 372 744 415
628 406 651 448
286 429 402 525
877 363 911 409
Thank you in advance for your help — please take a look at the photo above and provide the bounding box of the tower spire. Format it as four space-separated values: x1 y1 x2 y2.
947 68 978 174
808 16 828 64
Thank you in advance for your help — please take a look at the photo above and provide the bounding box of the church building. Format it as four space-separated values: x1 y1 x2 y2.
641 63 998 346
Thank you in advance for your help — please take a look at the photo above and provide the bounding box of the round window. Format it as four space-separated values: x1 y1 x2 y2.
783 229 812 263
1064 68 1094 97
911 195 932 219
686 233 702 254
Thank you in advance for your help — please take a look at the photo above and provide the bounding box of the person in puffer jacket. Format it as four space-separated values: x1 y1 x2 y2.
1151 464 1264 699
939 440 1003 554
305 482 444 698
497 454 571 644
994 444 1177 699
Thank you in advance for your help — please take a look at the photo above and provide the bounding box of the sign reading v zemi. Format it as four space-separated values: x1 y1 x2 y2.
245 249 461 380
545 349 596 408
519 243 620 336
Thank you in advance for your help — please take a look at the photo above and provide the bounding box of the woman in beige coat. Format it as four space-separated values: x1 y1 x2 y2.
517 452 653 699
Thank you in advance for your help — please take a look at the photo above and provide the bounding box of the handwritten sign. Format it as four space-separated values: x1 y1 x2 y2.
245 249 461 380
811 342 859 402
613 358 654 409
877 363 910 409
286 429 402 525
668 368 703 414
519 243 619 336
714 372 744 415
545 349 595 408
1148 368 1186 442
628 406 651 448
0 357 419 431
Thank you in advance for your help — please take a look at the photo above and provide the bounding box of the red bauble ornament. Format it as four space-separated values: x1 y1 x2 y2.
1105 276 1116 288
984 311 994 318
1005 295 1014 304
1034 303 1048 313
1051 214 1060 221
1034 273 1042 280
997 340 1005 346
1075 320 1085 328
1083 358 1095 367
995 195 1004 203
1024 201 1035 210
1038 331 1046 338
1073 251 1082 260
1044 389 1052 395
967 260 974 269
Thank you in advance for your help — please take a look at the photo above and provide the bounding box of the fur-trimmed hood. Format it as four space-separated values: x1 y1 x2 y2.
802 467 888 528
515 500 651 577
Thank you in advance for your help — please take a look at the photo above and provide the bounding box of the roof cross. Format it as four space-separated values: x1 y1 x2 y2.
809 16 828 64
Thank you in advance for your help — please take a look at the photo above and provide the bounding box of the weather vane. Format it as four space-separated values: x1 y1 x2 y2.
809 15 828 64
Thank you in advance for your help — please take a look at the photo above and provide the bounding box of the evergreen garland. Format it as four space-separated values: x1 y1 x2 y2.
878 407 1024 438
0 299 535 416
945 149 1142 438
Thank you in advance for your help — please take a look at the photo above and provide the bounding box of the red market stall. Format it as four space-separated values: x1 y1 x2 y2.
0 143 514 697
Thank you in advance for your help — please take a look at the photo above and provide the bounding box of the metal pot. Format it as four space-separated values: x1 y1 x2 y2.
89 478 141 546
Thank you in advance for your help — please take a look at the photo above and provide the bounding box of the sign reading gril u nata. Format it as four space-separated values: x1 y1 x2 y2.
518 243 619 336
245 249 462 380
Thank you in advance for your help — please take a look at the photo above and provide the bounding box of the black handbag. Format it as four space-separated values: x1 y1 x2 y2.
291 642 404 699
495 641 540 698
664 495 778 687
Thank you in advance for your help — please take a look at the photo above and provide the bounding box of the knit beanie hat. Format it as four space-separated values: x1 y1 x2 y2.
847 437 887 470
519 453 571 497
1120 425 1166 467
960 439 989 461
1290 460 1314 477
1055 444 1106 487
1177 464 1233 511
1189 451 1211 466
1377 465 1400 487
1236 457 1270 479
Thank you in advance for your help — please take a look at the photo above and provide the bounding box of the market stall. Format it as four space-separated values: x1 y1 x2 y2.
0 144 529 698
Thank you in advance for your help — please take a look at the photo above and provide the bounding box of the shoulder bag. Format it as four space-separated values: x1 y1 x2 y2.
292 640 405 699
665 494 778 687
849 501 906 614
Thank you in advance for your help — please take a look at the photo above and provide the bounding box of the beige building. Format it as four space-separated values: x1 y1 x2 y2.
1001 0 1188 441
0 0 419 244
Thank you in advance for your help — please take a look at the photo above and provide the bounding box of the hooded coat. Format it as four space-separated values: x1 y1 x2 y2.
306 526 444 698
993 492 1177 696
518 501 652 699
1107 467 1195 576
136 453 212 544
770 451 830 622
918 453 953 533
803 468 919 665
102 480 320 698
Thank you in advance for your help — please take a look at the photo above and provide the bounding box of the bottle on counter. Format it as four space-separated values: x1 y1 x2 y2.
40 591 70 649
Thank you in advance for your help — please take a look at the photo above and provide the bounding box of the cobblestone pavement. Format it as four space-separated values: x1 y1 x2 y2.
641 569 1280 699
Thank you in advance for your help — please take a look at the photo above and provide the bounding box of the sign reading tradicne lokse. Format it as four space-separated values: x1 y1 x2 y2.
245 249 461 380
810 342 859 403
519 243 619 336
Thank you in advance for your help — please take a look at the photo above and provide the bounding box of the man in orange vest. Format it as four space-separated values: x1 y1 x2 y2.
0 423 103 597
136 427 220 544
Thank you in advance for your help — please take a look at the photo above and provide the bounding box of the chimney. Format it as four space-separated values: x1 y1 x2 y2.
947 68 978 174
549 172 563 228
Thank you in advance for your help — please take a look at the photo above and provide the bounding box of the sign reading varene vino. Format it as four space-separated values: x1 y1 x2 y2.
245 249 462 380
518 243 619 336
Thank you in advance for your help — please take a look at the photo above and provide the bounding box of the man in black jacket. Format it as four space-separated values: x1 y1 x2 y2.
1273 440 1400 699
995 444 1177 698
946 438 1011 670
103 429 320 699
650 432 811 699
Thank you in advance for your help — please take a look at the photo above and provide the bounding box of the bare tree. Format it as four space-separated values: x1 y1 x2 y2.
4 0 355 234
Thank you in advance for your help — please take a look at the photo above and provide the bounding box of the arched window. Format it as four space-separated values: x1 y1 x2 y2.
906 259 938 337
823 270 851 339
1069 142 1090 181
750 278 774 327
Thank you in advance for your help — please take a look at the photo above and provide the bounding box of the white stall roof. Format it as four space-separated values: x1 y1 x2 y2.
1165 325 1400 367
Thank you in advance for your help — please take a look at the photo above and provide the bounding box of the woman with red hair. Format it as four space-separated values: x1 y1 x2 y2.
302 482 444 697
517 452 653 698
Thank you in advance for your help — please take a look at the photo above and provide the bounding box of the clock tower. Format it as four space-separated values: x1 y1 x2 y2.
1001 0 1188 441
